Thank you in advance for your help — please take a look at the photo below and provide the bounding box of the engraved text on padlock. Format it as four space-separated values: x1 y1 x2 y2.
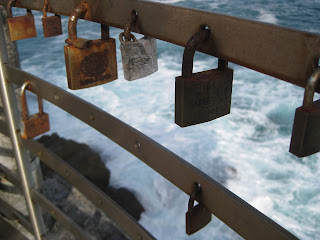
120 34 158 81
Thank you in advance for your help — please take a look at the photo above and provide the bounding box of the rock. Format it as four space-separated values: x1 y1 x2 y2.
37 134 145 221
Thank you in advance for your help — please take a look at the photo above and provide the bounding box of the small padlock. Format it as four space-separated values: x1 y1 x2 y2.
119 11 158 81
289 67 320 157
6 0 37 41
42 0 63 38
186 183 212 235
20 82 50 140
175 29 233 127
64 2 117 90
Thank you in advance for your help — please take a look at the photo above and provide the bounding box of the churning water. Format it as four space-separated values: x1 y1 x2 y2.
15 0 320 239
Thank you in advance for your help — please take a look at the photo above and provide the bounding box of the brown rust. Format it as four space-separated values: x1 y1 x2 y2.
20 82 50 140
64 39 118 89
67 1 88 44
6 3 37 42
124 10 138 42
64 1 117 90
42 15 63 38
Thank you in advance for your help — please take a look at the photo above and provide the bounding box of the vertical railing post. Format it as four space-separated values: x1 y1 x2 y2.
0 9 45 240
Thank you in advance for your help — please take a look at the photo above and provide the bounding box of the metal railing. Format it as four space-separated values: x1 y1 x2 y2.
1 0 319 239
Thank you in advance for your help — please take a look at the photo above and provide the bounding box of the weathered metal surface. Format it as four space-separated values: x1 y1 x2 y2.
0 12 44 239
20 81 50 140
65 2 117 90
186 182 212 235
6 65 300 240
23 139 156 240
31 189 91 240
42 0 62 38
6 0 36 41
0 0 319 91
120 34 158 81
175 29 233 127
289 68 320 157
120 11 158 80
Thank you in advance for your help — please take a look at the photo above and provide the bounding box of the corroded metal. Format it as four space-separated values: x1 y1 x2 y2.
20 81 50 140
6 65 300 240
175 29 233 127
42 0 62 38
120 34 158 81
289 67 320 157
0 0 320 91
6 0 36 41
186 183 212 235
64 2 117 90
119 11 158 81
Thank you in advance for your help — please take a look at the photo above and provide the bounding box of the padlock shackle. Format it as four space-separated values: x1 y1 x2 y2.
21 81 30 121
67 2 89 43
7 0 17 18
182 29 210 78
43 0 49 18
21 82 45 121
303 67 320 108
188 182 202 212
123 11 138 42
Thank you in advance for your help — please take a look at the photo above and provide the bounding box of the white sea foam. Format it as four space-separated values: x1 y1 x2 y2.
257 9 278 24
15 3 320 240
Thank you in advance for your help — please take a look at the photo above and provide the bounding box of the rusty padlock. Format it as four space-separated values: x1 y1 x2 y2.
119 12 158 81
175 29 233 127
186 183 212 235
289 67 320 157
64 2 117 90
20 82 50 140
6 0 37 41
42 0 63 38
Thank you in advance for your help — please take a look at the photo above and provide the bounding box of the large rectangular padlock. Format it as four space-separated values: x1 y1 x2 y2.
20 82 50 140
289 68 320 157
120 33 158 81
7 0 37 41
175 29 233 127
64 3 117 90
42 0 63 38
186 183 212 235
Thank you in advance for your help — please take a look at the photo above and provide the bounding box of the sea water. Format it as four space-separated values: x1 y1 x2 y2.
14 0 320 239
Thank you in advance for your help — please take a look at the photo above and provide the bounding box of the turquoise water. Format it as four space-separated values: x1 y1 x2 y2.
15 1 319 239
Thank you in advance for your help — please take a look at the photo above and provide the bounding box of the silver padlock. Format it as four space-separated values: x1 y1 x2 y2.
119 33 158 81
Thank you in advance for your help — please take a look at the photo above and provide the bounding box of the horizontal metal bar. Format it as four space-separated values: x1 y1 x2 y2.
5 65 299 240
23 139 155 240
30 189 91 240
0 197 33 234
1 0 320 92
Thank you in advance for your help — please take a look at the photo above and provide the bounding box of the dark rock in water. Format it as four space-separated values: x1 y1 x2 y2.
105 187 145 221
38 134 145 221
38 134 110 191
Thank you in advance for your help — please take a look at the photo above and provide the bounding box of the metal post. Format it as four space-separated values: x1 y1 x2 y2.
0 10 44 240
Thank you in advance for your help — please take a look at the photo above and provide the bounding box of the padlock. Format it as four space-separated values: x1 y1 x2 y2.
6 0 37 41
42 0 63 38
119 33 158 81
64 2 117 90
20 82 50 140
175 29 233 127
289 67 320 157
186 183 212 235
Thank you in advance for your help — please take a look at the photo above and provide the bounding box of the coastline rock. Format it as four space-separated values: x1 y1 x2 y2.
38 134 144 221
